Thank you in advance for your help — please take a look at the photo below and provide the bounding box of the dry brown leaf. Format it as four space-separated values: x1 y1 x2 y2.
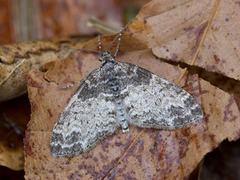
24 0 240 179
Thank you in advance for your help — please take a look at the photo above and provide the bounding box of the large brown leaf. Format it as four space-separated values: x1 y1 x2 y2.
25 0 240 177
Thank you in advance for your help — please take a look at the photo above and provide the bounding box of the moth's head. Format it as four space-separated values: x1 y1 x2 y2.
98 50 114 63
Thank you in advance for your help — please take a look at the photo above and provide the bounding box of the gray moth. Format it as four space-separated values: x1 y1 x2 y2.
50 19 203 157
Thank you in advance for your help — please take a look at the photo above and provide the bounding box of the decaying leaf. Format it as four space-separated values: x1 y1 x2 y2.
24 0 240 179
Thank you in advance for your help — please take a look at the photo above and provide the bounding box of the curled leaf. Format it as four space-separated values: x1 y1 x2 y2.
0 36 93 102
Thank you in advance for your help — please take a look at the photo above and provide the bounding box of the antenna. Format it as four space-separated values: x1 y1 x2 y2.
107 17 136 58
57 17 136 58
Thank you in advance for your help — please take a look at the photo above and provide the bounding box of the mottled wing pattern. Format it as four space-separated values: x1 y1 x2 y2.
117 62 203 130
50 68 119 157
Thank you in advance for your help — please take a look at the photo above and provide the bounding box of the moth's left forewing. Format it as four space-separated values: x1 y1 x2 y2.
118 62 203 130
50 67 119 157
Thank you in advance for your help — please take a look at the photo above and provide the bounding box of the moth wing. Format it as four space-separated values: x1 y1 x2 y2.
118 62 203 130
50 68 119 157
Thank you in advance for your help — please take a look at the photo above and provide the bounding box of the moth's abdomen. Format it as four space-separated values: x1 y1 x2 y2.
107 72 129 132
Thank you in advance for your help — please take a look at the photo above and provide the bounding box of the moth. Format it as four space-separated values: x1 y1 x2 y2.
50 18 203 157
